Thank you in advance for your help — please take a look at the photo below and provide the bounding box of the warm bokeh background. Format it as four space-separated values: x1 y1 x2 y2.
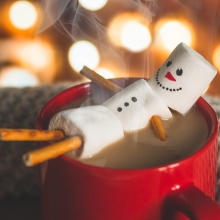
0 1 220 219
0 0 219 95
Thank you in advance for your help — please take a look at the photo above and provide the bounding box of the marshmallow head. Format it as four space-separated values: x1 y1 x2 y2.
148 42 217 114
102 79 172 132
49 105 124 158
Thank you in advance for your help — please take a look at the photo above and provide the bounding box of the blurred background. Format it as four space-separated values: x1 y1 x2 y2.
0 0 220 219
0 0 219 95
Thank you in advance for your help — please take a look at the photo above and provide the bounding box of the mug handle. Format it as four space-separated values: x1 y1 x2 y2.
163 184 220 219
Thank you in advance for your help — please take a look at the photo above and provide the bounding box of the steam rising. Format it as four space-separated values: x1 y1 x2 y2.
37 0 219 77
37 0 158 77
38 0 158 36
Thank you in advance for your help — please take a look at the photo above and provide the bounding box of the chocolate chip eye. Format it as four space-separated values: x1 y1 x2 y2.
176 68 183 76
117 107 122 112
166 60 172 67
131 97 137 102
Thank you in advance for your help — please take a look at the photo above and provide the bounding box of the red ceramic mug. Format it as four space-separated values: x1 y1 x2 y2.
36 78 220 220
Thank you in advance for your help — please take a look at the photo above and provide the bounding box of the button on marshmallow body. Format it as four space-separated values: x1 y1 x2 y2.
49 105 124 158
103 79 172 132
148 42 217 114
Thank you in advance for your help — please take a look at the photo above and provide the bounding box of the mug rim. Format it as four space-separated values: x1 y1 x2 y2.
36 78 219 173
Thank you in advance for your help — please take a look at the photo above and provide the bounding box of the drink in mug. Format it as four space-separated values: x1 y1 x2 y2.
37 78 220 220
37 43 220 219
68 96 208 169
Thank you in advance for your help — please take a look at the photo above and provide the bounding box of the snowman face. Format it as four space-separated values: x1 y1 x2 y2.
155 52 186 93
148 42 217 114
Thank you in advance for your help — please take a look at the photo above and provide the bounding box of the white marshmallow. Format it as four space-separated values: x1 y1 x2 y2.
49 105 124 158
102 79 172 132
148 42 217 114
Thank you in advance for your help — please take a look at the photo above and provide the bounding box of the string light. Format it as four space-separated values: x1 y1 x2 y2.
0 67 39 88
108 12 151 52
18 41 54 72
155 19 193 52
68 41 100 72
108 12 134 47
159 21 192 51
96 67 114 78
79 0 108 11
212 45 220 72
120 21 151 53
9 1 38 30
0 38 57 83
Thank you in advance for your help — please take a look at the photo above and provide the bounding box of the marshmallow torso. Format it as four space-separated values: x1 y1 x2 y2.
49 105 124 158
148 42 217 114
102 79 172 132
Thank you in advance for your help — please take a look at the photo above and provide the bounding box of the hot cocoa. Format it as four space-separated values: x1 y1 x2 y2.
63 95 208 169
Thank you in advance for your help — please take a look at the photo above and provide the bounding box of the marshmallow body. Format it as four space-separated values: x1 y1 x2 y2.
102 79 172 132
148 42 217 114
49 105 124 158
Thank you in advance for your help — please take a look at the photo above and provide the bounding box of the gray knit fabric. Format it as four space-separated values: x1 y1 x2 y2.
0 83 76 199
0 86 219 202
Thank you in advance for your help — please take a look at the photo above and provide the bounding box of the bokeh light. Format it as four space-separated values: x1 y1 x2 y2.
96 67 114 78
159 21 192 51
68 41 100 72
79 0 108 11
0 67 39 87
0 38 58 83
120 21 151 52
18 41 54 72
108 12 150 51
155 19 193 52
9 1 38 30
212 45 220 72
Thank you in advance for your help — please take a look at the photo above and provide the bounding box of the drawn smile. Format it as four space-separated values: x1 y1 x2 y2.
155 69 182 92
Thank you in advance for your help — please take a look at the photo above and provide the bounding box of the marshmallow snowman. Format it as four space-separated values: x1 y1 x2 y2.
49 79 172 158
48 43 217 159
148 42 217 114
103 79 172 132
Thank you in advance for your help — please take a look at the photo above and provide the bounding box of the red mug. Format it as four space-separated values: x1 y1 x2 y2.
36 78 220 220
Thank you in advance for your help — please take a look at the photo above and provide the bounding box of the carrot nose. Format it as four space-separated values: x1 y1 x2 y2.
165 72 176 81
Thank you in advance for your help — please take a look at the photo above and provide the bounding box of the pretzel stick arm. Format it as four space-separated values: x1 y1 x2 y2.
80 66 167 141
0 129 65 141
150 116 166 141
23 135 83 167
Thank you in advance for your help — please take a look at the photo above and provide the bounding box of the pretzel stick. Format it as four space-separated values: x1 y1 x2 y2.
80 66 122 94
80 66 167 141
23 135 83 167
150 116 166 141
0 129 65 141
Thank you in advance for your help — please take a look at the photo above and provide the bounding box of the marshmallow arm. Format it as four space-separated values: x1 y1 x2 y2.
49 105 124 158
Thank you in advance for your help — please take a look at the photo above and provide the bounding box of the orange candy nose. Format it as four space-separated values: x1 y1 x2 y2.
165 72 176 81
